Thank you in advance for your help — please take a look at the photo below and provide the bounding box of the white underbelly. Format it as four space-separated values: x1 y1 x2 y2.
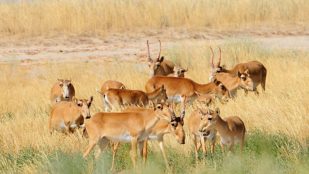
167 96 182 103
148 135 159 140
59 120 66 129
108 134 132 142
107 133 149 142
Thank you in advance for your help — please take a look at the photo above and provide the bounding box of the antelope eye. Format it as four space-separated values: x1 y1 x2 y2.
171 121 177 127
208 117 212 121
77 103 83 107
241 77 246 80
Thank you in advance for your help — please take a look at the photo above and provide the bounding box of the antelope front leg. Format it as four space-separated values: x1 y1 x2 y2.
220 142 225 154
200 135 207 157
111 142 120 171
193 135 201 162
158 140 171 171
130 137 138 168
139 139 148 165
210 141 215 154
83 140 97 158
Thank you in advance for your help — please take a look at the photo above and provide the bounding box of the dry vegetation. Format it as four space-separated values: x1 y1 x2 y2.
0 0 308 173
0 40 308 173
0 0 308 36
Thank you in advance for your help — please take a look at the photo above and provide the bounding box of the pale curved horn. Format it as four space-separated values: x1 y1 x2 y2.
158 40 161 59
147 40 152 62
217 47 222 67
210 46 214 68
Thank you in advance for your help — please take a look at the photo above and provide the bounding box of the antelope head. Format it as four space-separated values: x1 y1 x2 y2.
58 79 72 99
198 107 220 135
73 96 94 119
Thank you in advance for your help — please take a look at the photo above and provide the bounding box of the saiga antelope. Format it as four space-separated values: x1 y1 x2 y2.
49 96 93 134
145 76 230 109
110 107 186 170
213 69 255 97
97 86 168 111
209 47 267 94
100 80 126 93
83 103 175 168
199 108 246 152
50 79 75 105
147 40 175 76
188 108 217 162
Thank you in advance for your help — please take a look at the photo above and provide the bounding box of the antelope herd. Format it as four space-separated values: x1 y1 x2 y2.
48 40 267 170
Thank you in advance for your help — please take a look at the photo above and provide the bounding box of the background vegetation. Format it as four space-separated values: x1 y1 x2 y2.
0 40 308 173
0 0 308 36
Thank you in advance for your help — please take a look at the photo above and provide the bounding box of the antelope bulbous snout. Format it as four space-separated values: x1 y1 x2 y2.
203 131 210 137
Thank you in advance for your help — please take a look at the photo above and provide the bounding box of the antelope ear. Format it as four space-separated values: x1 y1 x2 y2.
158 56 164 62
215 107 220 115
244 69 249 74
244 69 250 76
87 96 93 107
238 71 242 77
197 108 203 115
214 79 221 85
173 66 177 71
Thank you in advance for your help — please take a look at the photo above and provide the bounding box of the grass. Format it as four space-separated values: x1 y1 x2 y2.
0 0 308 37
0 39 308 173
0 131 307 173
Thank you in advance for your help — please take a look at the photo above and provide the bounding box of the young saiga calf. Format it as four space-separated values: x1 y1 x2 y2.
49 96 93 134
188 108 217 162
199 108 246 153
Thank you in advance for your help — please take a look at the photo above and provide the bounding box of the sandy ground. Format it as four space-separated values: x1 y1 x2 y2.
0 30 308 65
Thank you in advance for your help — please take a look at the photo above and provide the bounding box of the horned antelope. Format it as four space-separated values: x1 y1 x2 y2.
199 108 246 153
145 76 230 109
50 79 75 105
83 103 175 168
97 86 168 111
188 109 217 162
167 65 188 77
109 106 185 170
100 80 126 93
209 47 267 94
49 96 93 134
147 40 175 76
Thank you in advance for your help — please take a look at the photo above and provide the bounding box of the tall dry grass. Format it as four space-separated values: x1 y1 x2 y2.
0 0 308 36
0 40 308 173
